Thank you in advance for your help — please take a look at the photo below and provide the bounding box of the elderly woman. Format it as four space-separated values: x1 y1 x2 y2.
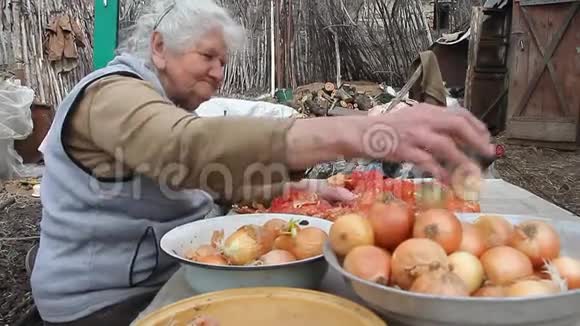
30 0 494 325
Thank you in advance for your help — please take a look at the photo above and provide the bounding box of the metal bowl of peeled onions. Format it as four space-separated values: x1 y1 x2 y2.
323 211 580 326
161 213 332 293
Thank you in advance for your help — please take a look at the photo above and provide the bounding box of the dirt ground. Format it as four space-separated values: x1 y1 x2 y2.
494 135 580 216
0 141 579 325
0 180 41 326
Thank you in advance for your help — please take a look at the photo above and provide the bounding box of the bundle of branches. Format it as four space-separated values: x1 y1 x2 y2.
115 0 433 97
297 81 398 117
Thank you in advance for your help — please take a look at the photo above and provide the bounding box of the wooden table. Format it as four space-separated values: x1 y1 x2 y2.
130 179 579 325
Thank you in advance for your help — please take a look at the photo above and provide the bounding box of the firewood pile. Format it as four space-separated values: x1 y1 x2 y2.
297 82 396 117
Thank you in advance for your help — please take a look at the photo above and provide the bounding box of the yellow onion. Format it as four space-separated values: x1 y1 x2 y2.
259 250 297 265
473 284 506 297
448 251 485 294
410 269 470 297
480 246 533 285
390 238 450 290
293 227 328 260
505 279 561 297
262 218 288 237
550 257 580 289
222 225 273 265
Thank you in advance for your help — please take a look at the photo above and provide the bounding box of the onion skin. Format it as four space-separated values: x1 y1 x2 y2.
533 269 551 280
505 280 561 297
259 250 297 265
473 284 505 297
520 274 544 281
343 245 391 285
223 225 271 265
327 173 347 187
196 255 228 265
448 251 485 294
259 227 276 255
185 245 220 261
330 213 375 256
391 238 450 290
474 215 513 248
552 257 580 289
292 227 328 260
410 270 470 297
367 199 414 251
262 218 288 237
459 222 487 257
413 209 463 254
508 220 561 268
480 246 533 285
273 234 295 253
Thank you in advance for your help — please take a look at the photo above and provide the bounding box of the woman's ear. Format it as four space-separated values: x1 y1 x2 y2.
150 31 167 70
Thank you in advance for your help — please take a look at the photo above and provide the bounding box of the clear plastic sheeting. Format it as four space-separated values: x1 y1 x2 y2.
0 78 35 180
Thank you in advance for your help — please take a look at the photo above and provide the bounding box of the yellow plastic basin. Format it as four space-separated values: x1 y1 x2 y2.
134 287 386 326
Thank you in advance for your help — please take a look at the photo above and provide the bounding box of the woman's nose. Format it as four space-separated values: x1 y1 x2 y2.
209 65 224 83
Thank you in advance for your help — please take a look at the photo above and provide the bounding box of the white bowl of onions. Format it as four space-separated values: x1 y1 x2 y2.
160 213 332 294
324 212 580 326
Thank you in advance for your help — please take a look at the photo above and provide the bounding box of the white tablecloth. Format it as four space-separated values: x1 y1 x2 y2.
130 179 579 325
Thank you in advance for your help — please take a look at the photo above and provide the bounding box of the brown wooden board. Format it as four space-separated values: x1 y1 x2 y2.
506 1 580 145
464 6 484 112
505 138 579 150
508 119 577 142
465 5 511 134
431 41 469 89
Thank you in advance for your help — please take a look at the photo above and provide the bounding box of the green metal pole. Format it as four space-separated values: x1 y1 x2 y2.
93 0 119 70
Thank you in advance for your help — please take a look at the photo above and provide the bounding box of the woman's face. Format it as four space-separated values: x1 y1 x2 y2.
151 27 227 111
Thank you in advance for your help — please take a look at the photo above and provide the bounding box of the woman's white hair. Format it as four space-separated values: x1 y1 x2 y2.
117 0 245 62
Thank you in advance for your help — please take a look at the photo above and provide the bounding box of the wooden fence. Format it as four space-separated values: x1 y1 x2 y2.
0 0 475 107
118 0 433 95
0 0 94 106
220 0 433 95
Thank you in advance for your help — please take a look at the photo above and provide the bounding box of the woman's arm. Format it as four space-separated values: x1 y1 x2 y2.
287 105 494 183
72 75 494 204
71 76 357 204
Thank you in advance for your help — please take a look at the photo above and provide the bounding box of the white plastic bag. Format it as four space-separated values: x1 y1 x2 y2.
0 78 35 180
195 97 300 118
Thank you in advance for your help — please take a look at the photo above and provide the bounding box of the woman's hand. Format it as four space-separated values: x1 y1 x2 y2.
286 103 495 184
366 103 495 182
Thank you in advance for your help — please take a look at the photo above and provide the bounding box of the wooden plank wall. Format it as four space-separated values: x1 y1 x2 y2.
506 1 580 147
0 0 94 107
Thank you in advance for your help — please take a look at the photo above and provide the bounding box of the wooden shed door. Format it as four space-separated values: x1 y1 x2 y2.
506 1 580 145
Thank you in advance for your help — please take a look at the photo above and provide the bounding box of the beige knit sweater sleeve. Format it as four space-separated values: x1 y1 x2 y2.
63 74 299 204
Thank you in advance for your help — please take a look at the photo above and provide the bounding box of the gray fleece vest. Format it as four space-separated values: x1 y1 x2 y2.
30 54 214 322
